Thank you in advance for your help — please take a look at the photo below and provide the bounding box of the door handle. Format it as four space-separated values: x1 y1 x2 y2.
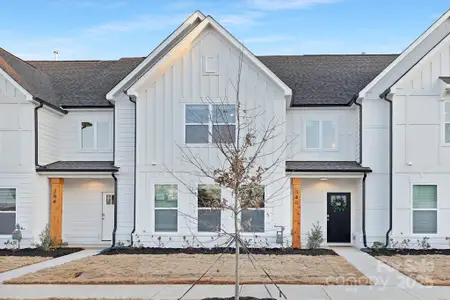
102 213 105 220
327 214 329 222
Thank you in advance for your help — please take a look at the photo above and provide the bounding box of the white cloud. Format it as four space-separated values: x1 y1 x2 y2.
51 0 127 9
85 14 185 36
218 12 264 25
242 35 294 44
247 0 339 10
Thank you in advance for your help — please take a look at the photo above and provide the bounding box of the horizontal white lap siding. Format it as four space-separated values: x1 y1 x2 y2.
113 94 135 243
62 178 113 245
38 107 61 165
286 107 358 161
59 109 113 161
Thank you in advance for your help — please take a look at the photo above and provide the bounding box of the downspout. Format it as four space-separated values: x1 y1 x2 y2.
34 102 44 167
381 88 393 247
111 172 118 246
353 95 368 247
129 95 137 246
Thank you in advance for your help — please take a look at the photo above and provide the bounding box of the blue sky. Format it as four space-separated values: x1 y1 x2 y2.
1 0 449 60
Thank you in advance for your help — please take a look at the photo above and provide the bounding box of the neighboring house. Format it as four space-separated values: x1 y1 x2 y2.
0 10 449 249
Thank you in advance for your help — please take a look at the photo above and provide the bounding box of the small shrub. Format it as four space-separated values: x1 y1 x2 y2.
417 237 431 249
306 222 324 249
4 240 20 251
33 224 67 251
371 241 385 250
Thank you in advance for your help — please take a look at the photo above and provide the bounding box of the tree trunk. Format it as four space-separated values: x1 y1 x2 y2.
234 208 239 300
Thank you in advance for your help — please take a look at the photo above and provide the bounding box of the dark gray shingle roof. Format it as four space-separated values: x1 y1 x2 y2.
0 48 59 106
440 76 450 84
258 54 398 106
286 161 372 172
28 58 145 107
1 46 399 108
36 161 119 172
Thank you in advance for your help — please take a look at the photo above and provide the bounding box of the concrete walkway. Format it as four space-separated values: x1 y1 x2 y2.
331 246 423 287
0 249 99 283
0 284 448 299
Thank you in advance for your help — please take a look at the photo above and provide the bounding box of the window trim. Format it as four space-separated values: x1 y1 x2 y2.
0 187 17 236
153 184 179 233
410 183 439 236
79 121 113 152
197 184 222 233
183 104 236 145
304 119 338 151
442 101 450 146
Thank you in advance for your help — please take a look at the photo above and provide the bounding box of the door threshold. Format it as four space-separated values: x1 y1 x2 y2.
326 243 352 247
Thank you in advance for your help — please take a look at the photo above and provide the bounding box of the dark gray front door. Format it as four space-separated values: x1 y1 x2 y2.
327 193 351 243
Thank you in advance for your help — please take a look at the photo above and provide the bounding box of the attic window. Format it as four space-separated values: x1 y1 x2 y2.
203 56 217 74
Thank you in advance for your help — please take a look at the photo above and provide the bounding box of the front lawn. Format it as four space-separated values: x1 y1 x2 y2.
364 248 450 285
6 248 371 285
0 248 83 273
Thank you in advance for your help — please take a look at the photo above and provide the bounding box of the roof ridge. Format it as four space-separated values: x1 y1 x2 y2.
257 53 399 57
27 59 118 62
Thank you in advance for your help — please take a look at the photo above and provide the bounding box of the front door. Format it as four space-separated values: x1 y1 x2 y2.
327 193 351 243
102 193 115 241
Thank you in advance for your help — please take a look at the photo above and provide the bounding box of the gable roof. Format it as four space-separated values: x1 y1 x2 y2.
11 54 397 108
126 15 292 98
258 54 398 106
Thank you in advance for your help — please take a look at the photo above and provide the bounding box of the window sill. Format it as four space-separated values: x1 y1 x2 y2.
79 149 113 153
303 148 339 152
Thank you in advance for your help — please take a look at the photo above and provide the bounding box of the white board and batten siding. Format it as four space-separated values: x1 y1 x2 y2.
0 72 37 246
389 34 450 247
128 27 289 247
38 107 61 166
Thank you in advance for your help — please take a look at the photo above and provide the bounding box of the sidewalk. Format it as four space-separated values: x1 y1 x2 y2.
0 249 100 283
0 284 448 299
331 246 422 287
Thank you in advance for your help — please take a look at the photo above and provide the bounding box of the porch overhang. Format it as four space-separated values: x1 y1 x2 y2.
286 161 372 175
439 76 450 98
36 161 119 174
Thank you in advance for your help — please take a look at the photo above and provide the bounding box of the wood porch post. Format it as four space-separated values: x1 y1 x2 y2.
50 178 64 243
292 178 301 249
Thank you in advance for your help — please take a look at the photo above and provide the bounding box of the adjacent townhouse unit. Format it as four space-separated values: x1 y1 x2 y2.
1 9 450 249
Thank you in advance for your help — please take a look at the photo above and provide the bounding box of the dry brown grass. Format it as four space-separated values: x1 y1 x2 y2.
6 254 370 285
0 257 50 273
378 255 450 286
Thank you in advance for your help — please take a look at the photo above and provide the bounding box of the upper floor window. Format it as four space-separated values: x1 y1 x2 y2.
81 121 112 150
185 104 236 144
444 102 450 144
305 120 337 150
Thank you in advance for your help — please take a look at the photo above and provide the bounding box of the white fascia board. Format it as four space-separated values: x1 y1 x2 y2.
288 172 365 179
128 16 292 99
0 67 33 100
106 10 206 101
38 172 114 178
358 9 450 98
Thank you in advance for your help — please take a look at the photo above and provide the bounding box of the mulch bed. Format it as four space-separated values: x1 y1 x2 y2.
203 298 275 300
0 247 83 258
100 247 337 256
362 248 450 257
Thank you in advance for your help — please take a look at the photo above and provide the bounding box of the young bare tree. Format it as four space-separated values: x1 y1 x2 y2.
166 49 292 300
